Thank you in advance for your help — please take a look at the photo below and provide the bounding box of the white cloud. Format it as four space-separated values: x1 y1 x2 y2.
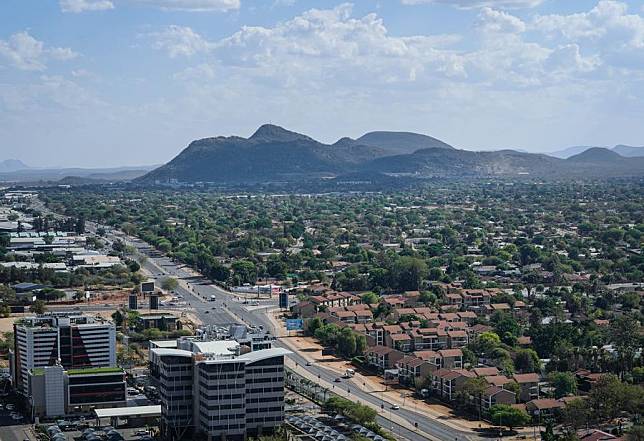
534 0 644 48
157 2 615 91
400 0 544 9
477 7 526 33
150 25 215 57
0 31 79 71
60 0 114 13
131 0 240 12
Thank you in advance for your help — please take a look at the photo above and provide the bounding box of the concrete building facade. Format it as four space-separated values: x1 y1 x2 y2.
149 338 290 441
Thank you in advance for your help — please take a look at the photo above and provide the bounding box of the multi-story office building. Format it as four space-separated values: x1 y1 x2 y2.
149 338 290 441
12 313 116 396
29 365 127 418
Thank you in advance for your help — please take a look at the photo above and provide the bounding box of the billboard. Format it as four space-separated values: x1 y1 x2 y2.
279 292 289 309
149 294 159 310
141 281 155 293
129 294 138 310
285 319 304 331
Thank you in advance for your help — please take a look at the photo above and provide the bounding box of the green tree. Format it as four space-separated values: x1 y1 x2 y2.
489 404 530 431
0 304 10 318
307 317 323 336
609 315 642 378
337 327 357 357
355 334 367 356
548 372 577 398
161 277 179 291
514 348 540 373
30 299 47 314
392 256 427 291
232 259 258 285
562 398 590 431
112 310 125 329
143 327 163 340
361 291 379 305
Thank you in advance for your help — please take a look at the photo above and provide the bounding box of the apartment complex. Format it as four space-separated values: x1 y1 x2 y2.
149 338 290 441
11 313 117 396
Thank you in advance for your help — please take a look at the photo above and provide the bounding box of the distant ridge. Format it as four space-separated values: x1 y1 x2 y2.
352 131 454 155
136 124 644 184
0 159 29 173
567 147 622 162
548 144 644 159
613 145 644 157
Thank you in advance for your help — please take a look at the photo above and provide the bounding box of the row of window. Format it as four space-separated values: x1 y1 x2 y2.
247 387 283 394
198 381 244 391
246 396 283 404
248 416 283 423
246 406 283 413
199 392 243 400
246 376 283 384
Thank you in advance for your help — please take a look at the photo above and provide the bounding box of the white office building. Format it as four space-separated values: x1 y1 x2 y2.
12 313 117 396
149 338 290 441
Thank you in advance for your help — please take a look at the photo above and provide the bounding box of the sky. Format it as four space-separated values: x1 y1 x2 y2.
1 0 644 168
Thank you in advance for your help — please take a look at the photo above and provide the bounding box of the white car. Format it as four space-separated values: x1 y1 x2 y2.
390 404 400 410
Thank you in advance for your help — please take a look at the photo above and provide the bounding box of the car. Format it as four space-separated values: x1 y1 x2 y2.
211 307 216 310
204 311 209 314
6 403 15 410
390 404 400 410
305 361 313 366
334 378 341 383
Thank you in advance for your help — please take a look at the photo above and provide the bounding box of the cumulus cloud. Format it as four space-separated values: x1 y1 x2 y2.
157 2 620 91
150 25 215 57
131 0 240 12
59 0 114 13
534 0 644 48
0 31 79 71
400 0 544 9
477 7 526 34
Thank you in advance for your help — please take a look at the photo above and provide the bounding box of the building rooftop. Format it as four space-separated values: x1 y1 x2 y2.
67 367 123 376
94 405 161 419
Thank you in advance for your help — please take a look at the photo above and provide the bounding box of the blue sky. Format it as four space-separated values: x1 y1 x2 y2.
2 0 644 167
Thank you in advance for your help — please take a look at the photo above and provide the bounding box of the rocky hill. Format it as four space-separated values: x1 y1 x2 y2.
138 125 644 184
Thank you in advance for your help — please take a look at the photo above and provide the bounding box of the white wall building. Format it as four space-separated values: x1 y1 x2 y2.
150 338 290 441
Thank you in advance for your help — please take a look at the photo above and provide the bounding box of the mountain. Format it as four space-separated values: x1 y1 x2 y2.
568 147 622 162
612 145 644 157
361 148 561 177
548 144 644 159
547 146 600 159
141 124 392 184
0 165 155 183
0 159 29 172
351 131 454 155
138 125 644 185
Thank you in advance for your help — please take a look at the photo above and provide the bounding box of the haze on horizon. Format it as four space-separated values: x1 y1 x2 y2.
1 0 644 168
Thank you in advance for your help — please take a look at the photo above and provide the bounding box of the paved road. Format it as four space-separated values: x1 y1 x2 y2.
112 232 481 441
0 424 34 441
37 208 482 441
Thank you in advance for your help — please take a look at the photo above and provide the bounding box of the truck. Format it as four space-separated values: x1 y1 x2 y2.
209 295 216 302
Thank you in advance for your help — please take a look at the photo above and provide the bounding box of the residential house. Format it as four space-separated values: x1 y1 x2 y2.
481 386 516 413
513 373 540 402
